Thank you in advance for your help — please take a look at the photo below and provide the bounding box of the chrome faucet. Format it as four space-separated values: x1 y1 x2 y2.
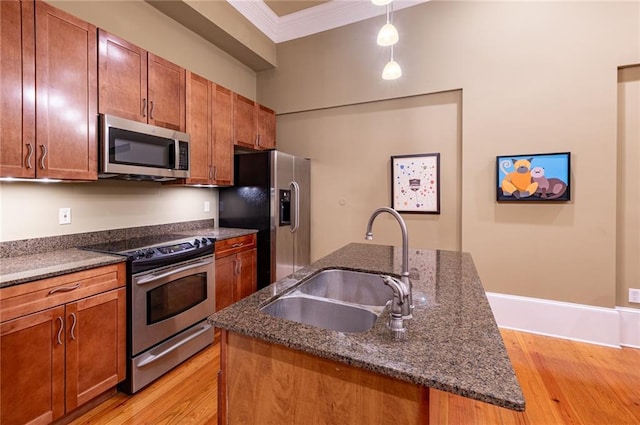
380 275 409 339
365 207 413 321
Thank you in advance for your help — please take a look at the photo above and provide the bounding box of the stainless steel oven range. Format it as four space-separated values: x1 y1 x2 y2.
83 234 215 393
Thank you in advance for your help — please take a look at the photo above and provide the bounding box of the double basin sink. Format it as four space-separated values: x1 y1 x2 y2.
260 269 394 333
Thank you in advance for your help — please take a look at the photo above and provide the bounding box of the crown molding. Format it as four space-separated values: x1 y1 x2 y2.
227 0 431 44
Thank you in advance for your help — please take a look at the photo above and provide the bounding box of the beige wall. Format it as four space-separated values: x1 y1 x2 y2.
48 0 256 98
617 65 640 308
258 1 640 308
277 91 462 261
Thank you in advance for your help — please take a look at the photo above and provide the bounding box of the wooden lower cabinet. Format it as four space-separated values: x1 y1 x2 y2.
218 331 430 425
0 263 126 425
215 234 257 311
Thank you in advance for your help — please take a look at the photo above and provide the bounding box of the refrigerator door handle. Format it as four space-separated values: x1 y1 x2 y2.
290 181 301 233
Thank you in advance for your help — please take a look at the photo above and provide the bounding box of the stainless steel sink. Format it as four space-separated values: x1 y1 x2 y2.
296 269 394 307
260 269 394 333
260 296 379 333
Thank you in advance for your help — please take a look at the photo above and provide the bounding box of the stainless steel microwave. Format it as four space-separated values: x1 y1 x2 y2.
99 114 190 181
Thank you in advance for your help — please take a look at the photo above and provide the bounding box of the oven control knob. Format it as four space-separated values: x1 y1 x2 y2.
144 249 154 258
194 239 201 247
201 238 208 245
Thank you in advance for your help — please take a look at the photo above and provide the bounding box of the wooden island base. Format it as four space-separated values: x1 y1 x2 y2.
218 330 429 425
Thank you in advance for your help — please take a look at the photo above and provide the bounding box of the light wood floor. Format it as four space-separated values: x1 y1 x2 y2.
68 329 640 425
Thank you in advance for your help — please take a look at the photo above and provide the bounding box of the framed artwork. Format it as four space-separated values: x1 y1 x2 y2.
496 152 571 202
391 153 440 214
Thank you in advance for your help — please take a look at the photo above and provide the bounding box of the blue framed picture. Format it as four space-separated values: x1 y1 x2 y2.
391 153 440 214
496 152 570 202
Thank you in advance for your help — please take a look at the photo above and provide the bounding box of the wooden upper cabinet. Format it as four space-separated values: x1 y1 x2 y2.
184 71 212 185
213 84 233 185
233 92 276 151
148 53 185 131
233 93 258 149
35 1 97 180
0 0 35 178
257 105 276 150
98 29 185 131
97 29 147 125
1 0 97 180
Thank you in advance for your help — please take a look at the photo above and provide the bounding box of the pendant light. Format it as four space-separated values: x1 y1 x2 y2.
376 4 398 46
382 45 402 80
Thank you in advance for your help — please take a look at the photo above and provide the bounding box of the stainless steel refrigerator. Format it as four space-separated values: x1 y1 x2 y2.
218 150 310 289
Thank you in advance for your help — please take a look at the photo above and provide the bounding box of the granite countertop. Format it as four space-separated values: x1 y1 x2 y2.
209 242 526 412
0 249 126 288
0 227 257 289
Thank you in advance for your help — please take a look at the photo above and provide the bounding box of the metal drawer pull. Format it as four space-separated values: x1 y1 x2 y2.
56 317 64 345
142 98 147 117
137 323 211 367
231 242 244 248
149 100 154 119
25 143 34 169
39 145 47 169
48 283 81 295
70 313 77 340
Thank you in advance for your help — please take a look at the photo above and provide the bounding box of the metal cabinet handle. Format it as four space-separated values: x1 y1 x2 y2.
56 317 64 345
209 165 213 180
25 143 34 169
231 242 244 248
142 98 147 117
213 166 218 180
48 283 81 295
234 259 242 276
149 100 154 119
69 313 77 340
39 145 47 169
256 134 260 147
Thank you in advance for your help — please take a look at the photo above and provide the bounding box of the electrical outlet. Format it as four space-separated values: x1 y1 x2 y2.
59 207 71 225
629 288 640 304
204 201 210 212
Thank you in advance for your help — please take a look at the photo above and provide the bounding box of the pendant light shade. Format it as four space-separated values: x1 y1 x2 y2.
377 22 399 46
382 59 402 80
372 0 393 5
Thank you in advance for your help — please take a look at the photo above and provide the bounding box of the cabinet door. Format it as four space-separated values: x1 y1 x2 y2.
148 53 185 131
215 254 236 312
0 0 35 178
98 29 147 124
257 105 276 150
35 1 97 180
185 71 212 184
233 93 257 149
65 288 126 411
237 248 257 301
1 306 65 425
213 84 234 185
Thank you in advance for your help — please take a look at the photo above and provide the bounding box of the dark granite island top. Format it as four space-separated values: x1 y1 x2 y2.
209 242 525 412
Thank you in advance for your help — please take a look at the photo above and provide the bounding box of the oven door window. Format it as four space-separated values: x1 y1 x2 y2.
147 273 207 325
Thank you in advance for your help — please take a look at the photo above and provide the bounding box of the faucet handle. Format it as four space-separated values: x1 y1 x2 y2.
388 313 406 340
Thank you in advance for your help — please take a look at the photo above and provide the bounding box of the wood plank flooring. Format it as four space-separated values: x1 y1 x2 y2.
67 329 640 425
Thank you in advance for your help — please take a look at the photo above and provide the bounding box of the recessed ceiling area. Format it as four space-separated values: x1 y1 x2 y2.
147 0 430 72
263 0 332 17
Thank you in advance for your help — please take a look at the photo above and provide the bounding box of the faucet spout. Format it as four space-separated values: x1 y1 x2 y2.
365 207 413 319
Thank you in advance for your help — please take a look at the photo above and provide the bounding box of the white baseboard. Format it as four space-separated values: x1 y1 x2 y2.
486 292 640 349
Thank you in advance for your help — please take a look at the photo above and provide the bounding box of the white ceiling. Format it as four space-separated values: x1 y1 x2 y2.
228 0 431 44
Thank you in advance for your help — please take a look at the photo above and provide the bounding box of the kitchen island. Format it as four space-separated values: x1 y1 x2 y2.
209 243 525 424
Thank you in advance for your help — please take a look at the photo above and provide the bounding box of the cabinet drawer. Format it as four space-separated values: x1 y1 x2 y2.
215 234 257 259
0 263 126 322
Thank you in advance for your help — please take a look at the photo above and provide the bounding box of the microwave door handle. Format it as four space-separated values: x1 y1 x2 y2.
136 259 213 285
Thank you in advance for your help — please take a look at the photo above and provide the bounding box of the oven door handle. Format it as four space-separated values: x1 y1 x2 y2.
135 259 213 285
137 323 212 367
